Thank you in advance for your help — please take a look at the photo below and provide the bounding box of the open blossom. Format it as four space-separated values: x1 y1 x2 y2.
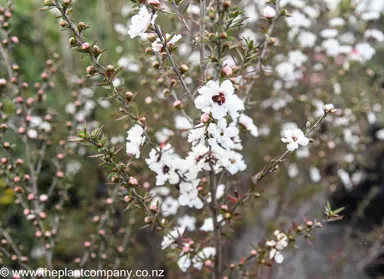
194 80 244 120
178 180 203 209
281 128 309 151
178 253 191 272
126 125 146 158
161 226 185 249
266 230 288 264
152 34 182 52
207 119 241 150
128 6 156 38
324 103 337 113
192 247 216 270
239 114 258 137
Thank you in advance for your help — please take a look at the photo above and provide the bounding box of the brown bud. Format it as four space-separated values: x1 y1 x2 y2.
147 33 157 43
179 64 189 74
86 66 96 76
78 22 86 30
60 20 68 28
69 37 77 47
125 92 134 102
152 61 160 69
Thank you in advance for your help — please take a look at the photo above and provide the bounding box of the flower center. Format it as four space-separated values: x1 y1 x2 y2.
212 92 226 105
163 165 170 174
292 136 298 142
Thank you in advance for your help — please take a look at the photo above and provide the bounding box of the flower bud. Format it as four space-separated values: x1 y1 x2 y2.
263 6 276 19
86 66 96 75
221 65 232 77
59 20 68 28
69 37 77 47
125 91 134 102
148 0 160 7
82 42 90 50
152 61 160 69
179 64 189 74
200 113 210 123
173 100 184 109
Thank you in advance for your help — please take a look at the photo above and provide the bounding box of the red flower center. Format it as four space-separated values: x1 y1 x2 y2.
163 165 170 174
212 92 226 106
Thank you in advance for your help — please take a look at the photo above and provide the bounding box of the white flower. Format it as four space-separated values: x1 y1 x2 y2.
178 254 191 272
266 230 288 264
263 6 276 18
324 103 337 113
188 126 206 146
200 215 224 232
128 6 156 38
376 128 384 140
297 31 316 48
155 128 174 143
161 197 179 217
207 119 240 150
350 43 376 63
27 129 38 139
178 180 203 209
126 125 146 158
192 247 216 270
364 29 384 42
39 122 52 132
65 103 76 114
178 215 197 231
281 128 309 151
66 161 82 176
152 34 182 52
214 148 247 175
161 226 185 249
239 114 258 137
146 147 179 185
309 166 321 183
194 80 244 120
175 115 193 130
320 28 338 38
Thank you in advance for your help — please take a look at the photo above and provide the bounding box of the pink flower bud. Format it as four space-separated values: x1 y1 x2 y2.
15 96 23 103
106 198 113 205
24 174 30 182
84 241 91 248
183 246 190 253
82 42 90 50
263 6 276 19
145 96 153 104
11 36 19 44
143 181 150 189
200 113 210 123
205 260 213 267
221 65 233 77
0 78 7 86
148 0 160 6
39 194 48 202
129 176 138 185
173 100 182 107
27 194 34 201
40 72 48 79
